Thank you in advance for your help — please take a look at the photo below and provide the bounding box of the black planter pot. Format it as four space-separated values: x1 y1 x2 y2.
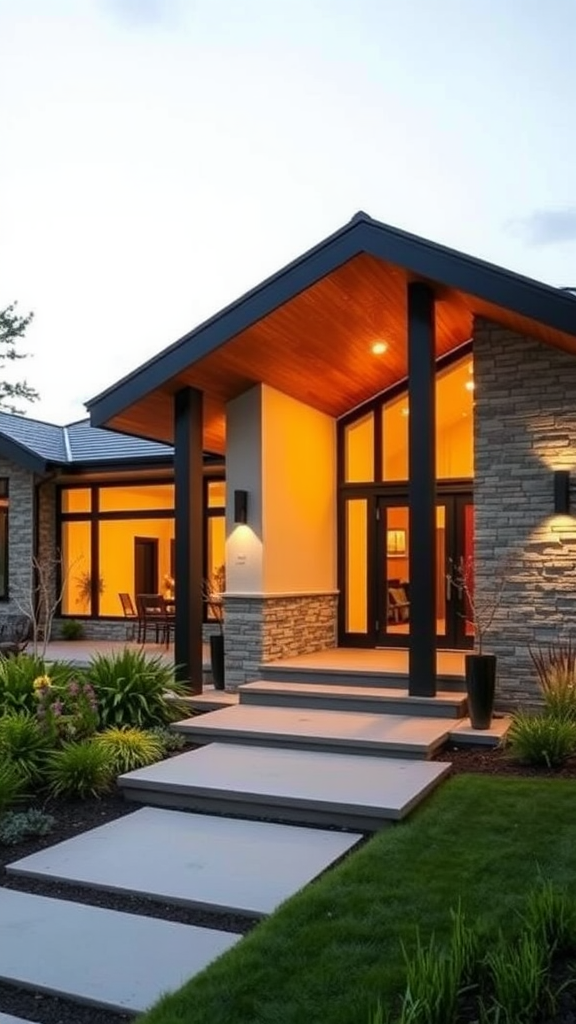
210 633 225 690
465 653 496 730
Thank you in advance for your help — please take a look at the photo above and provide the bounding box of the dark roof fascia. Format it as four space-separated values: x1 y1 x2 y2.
87 219 366 426
0 436 48 474
88 214 576 428
361 221 576 334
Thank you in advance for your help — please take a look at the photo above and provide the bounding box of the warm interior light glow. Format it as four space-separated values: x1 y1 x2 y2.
465 380 475 392
401 407 409 417
371 341 388 355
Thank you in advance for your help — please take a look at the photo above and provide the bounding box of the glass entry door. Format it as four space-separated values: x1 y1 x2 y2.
376 494 473 649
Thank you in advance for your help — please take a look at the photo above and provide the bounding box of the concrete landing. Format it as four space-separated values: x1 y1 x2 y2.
118 743 451 829
173 704 454 759
8 807 361 918
240 680 467 718
0 1015 36 1024
0 888 239 1014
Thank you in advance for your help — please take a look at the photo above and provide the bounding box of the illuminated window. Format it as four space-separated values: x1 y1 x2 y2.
344 412 374 483
61 521 92 615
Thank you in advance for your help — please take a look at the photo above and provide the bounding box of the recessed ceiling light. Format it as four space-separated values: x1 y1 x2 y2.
371 341 388 355
401 407 409 417
465 380 475 392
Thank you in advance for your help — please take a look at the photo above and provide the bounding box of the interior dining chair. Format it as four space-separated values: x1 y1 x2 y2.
118 592 139 642
136 594 170 645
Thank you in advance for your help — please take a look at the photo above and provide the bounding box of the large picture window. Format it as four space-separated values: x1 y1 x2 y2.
58 478 225 620
0 478 8 600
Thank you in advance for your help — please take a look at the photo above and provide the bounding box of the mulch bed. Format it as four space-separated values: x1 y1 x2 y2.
2 750 576 1024
435 743 576 779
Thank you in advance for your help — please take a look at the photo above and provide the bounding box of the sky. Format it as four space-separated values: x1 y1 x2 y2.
1 0 576 425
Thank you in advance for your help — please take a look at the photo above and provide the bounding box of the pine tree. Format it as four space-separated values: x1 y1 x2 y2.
0 303 39 413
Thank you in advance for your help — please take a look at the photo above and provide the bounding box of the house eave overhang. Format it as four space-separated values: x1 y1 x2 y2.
0 436 48 474
87 211 576 430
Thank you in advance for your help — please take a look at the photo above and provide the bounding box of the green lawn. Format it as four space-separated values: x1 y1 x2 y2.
142 775 576 1024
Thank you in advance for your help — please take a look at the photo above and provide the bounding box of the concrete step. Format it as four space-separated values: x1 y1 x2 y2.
117 744 451 831
260 665 466 691
172 704 454 760
8 806 362 918
239 680 468 718
0 888 239 1015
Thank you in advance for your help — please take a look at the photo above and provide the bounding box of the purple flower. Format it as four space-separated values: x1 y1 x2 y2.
52 700 63 716
68 681 79 696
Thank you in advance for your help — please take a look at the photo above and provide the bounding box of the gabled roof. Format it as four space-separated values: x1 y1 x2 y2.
86 210 576 440
0 410 174 474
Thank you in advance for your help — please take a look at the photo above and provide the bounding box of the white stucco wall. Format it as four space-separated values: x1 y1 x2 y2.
224 383 337 596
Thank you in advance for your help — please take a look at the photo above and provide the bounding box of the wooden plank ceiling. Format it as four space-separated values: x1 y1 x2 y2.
106 253 576 454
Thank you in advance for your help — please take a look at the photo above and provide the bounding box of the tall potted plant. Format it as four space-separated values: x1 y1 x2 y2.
203 566 225 691
452 556 509 730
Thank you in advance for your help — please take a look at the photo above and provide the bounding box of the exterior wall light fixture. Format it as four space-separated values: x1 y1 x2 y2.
554 470 570 515
234 489 248 524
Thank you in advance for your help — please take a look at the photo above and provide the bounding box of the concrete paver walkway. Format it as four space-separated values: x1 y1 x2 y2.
0 888 239 1014
118 743 452 829
8 806 362 918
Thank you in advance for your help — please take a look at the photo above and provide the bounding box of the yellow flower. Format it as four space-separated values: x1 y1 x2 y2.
32 674 52 693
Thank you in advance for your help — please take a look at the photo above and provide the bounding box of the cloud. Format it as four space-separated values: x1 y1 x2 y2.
100 0 181 29
508 207 576 246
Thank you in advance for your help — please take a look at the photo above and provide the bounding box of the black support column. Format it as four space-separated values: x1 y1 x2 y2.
174 387 204 693
408 282 437 697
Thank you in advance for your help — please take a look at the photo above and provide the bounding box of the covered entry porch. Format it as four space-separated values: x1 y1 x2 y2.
87 212 576 699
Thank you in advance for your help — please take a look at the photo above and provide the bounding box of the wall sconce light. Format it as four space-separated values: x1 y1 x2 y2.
234 489 248 524
554 470 570 515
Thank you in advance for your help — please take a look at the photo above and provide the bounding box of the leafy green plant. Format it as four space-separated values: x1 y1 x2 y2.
95 726 164 774
482 930 550 1024
0 654 77 715
399 931 461 1024
0 808 56 846
34 676 99 743
47 740 115 799
506 712 576 767
0 761 28 814
521 880 576 955
0 711 51 785
85 648 187 729
149 725 186 754
60 619 84 640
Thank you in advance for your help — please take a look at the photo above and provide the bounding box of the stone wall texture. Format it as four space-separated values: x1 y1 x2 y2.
474 316 576 707
0 459 34 632
224 593 338 689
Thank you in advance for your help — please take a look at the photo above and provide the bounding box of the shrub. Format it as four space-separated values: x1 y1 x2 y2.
0 808 56 846
47 740 115 799
0 654 77 715
506 712 576 768
85 649 187 729
0 761 28 814
521 880 576 955
34 677 99 744
0 711 52 785
149 725 186 755
95 726 164 774
530 640 576 720
60 619 84 640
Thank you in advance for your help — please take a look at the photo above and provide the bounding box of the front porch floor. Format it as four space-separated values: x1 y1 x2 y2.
262 647 467 678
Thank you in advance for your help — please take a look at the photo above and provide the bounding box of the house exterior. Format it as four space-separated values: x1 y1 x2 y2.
83 211 576 706
4 211 576 707
0 412 225 640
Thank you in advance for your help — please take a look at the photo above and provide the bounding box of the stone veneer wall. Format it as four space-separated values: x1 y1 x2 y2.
474 316 576 707
0 459 35 630
224 593 338 689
